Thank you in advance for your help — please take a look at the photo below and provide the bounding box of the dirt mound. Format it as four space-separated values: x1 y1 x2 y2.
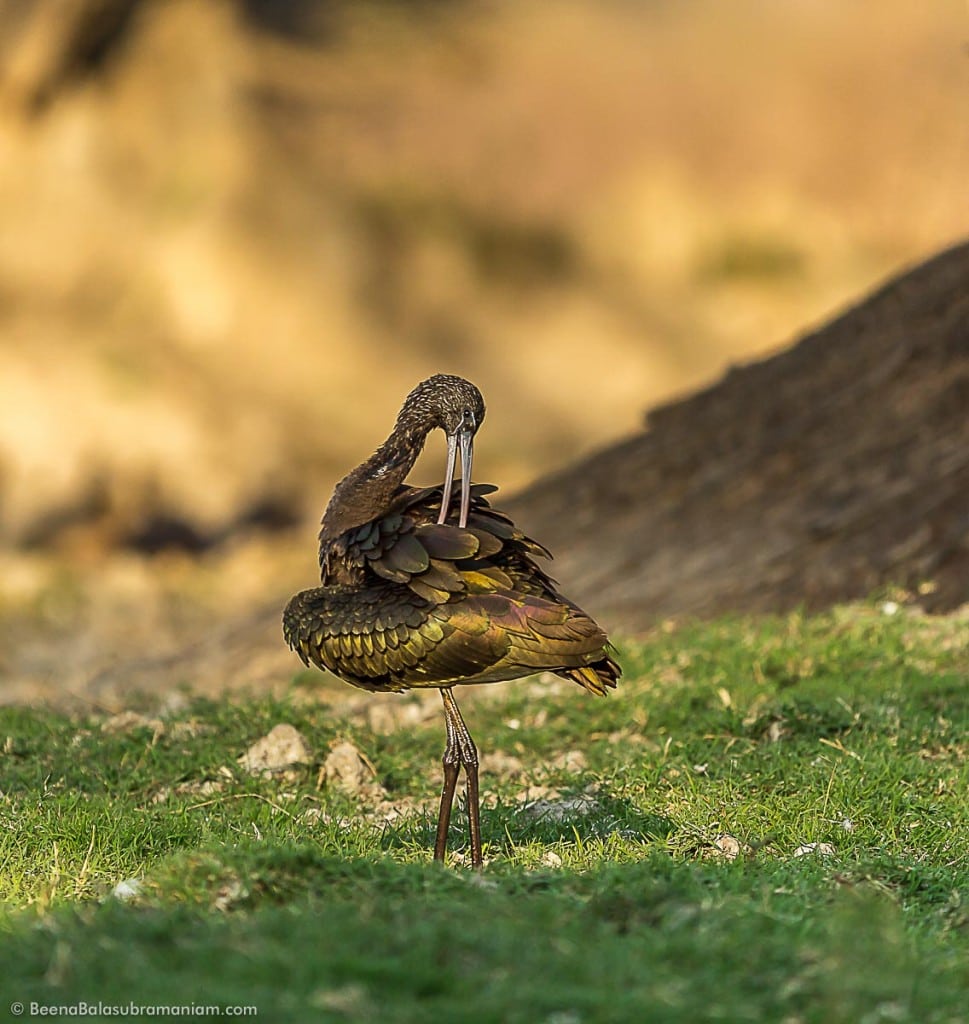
508 241 969 627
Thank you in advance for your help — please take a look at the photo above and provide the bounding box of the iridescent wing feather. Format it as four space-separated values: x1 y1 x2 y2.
284 484 620 694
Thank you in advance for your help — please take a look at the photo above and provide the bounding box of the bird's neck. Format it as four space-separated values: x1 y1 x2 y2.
319 419 429 544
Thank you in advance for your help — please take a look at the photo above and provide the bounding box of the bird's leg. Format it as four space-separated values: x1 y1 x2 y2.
433 689 461 864
441 688 482 868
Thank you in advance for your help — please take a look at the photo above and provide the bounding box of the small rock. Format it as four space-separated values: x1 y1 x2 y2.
192 780 224 798
112 878 144 902
513 784 560 805
151 778 225 804
713 834 743 860
551 750 587 773
239 724 312 775
481 750 525 779
544 1012 582 1024
322 740 375 795
366 700 431 735
371 800 409 823
522 794 599 822
101 711 163 735
540 850 563 868
166 720 213 740
158 692 191 717
794 842 836 857
366 704 400 735
312 985 370 1015
213 878 248 912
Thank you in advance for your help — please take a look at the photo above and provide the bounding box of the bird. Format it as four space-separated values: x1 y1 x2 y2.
283 374 620 867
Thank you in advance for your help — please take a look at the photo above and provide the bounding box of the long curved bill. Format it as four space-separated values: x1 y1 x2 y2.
458 427 473 528
436 429 474 527
436 433 458 525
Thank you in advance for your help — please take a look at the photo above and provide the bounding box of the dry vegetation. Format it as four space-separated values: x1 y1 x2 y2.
0 0 966 703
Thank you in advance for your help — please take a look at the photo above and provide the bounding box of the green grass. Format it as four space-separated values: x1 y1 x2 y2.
0 603 966 1022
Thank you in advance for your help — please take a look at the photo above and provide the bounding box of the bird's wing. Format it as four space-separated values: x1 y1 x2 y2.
284 580 611 692
293 482 616 692
324 483 553 590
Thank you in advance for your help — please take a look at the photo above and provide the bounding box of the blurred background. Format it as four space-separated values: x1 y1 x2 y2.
0 0 967 704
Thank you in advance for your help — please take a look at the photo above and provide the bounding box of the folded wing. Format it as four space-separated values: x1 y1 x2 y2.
285 483 619 694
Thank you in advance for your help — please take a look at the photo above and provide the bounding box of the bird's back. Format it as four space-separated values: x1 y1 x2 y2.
284 483 620 694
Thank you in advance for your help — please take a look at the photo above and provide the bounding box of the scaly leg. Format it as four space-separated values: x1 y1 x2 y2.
433 690 461 863
441 688 482 868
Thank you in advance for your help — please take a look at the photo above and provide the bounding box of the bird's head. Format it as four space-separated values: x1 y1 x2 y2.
399 374 486 528
400 374 486 439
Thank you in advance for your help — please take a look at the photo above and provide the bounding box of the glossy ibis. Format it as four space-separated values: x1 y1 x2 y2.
283 374 620 866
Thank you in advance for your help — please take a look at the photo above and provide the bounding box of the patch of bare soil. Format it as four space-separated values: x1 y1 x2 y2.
509 242 969 626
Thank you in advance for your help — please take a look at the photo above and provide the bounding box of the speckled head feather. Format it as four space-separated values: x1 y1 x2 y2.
397 375 486 438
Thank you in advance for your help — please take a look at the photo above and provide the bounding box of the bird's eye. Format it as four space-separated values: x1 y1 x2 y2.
463 408 473 421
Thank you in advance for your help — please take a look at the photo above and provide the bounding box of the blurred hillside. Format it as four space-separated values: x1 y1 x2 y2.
511 241 969 623
3 240 965 708
1 0 968 707
1 0 967 551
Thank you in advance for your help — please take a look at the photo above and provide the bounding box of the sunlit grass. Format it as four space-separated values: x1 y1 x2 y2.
0 604 966 1021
